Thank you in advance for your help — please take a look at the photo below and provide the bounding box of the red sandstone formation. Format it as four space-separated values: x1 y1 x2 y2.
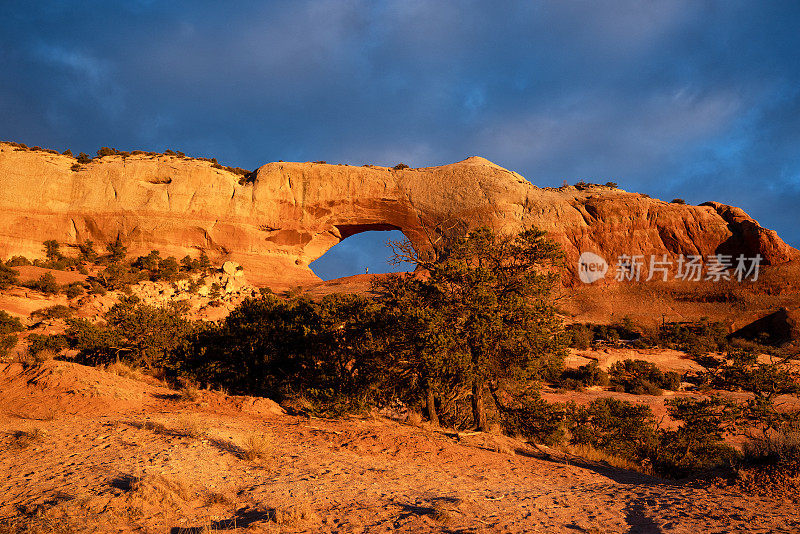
0 143 795 288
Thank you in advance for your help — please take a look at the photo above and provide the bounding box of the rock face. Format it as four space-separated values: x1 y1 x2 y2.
0 143 796 288
731 307 800 347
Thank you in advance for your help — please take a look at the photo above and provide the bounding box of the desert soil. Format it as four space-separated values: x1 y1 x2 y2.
2 361 799 533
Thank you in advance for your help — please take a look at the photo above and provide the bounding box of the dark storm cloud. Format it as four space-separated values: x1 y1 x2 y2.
1 1 799 277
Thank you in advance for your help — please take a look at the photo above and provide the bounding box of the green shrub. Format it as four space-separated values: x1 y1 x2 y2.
66 296 198 370
78 240 98 263
696 349 800 436
742 431 800 478
94 262 145 290
568 398 656 461
0 311 24 358
209 282 221 298
608 359 680 395
36 239 79 270
131 250 182 281
27 333 67 356
6 256 31 267
659 319 728 356
187 278 203 294
181 255 195 272
96 147 129 158
25 273 60 295
0 333 19 359
0 263 19 289
182 294 384 413
556 361 609 390
565 319 645 348
652 396 741 474
64 282 85 299
88 280 107 295
31 305 73 320
565 323 593 349
180 253 212 274
104 237 127 264
43 240 61 262
0 311 24 334
158 256 180 281
496 389 566 446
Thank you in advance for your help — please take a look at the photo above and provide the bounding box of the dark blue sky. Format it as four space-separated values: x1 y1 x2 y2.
2 1 799 279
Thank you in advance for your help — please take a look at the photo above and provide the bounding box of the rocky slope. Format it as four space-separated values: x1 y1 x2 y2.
1 143 796 288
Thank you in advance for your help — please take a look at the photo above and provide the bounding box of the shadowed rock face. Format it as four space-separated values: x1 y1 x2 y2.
0 143 796 288
731 307 800 347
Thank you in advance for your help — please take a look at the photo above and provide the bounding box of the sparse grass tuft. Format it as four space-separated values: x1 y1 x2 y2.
489 436 515 456
431 501 457 524
241 432 273 463
136 416 206 439
9 427 46 449
177 414 205 438
105 360 143 380
0 510 81 533
204 488 236 507
11 407 57 421
557 443 641 471
270 503 317 525
127 473 195 510
141 420 170 434
487 422 504 435
407 411 423 427
179 382 201 402
18 349 56 367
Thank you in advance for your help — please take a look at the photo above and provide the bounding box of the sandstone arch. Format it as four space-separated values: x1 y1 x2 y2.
0 143 796 289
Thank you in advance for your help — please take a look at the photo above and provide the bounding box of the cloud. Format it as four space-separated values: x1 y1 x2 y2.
0 0 799 273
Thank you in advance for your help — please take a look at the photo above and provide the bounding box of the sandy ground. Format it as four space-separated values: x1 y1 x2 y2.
564 348 704 374
0 287 67 318
1 361 799 533
13 266 88 285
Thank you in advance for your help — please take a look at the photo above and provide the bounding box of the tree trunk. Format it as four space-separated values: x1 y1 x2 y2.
472 379 487 431
426 385 440 427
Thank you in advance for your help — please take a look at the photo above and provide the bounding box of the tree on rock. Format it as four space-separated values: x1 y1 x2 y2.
43 239 61 262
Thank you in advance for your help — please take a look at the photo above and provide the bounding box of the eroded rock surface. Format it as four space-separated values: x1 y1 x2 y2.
0 144 796 288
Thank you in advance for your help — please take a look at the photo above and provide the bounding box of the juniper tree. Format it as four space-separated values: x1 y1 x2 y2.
377 226 566 430
43 240 61 262
375 272 467 426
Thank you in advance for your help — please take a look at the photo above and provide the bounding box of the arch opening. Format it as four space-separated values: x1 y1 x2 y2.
309 229 413 281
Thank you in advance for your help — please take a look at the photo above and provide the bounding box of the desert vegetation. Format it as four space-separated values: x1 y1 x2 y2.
571 180 619 190
2 140 255 180
1 226 798 500
0 238 215 303
564 316 773 357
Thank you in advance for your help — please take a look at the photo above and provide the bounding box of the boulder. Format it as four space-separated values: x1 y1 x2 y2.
730 307 800 347
221 261 239 276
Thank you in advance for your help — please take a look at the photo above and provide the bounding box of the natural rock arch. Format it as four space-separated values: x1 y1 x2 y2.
309 226 410 280
0 143 795 289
